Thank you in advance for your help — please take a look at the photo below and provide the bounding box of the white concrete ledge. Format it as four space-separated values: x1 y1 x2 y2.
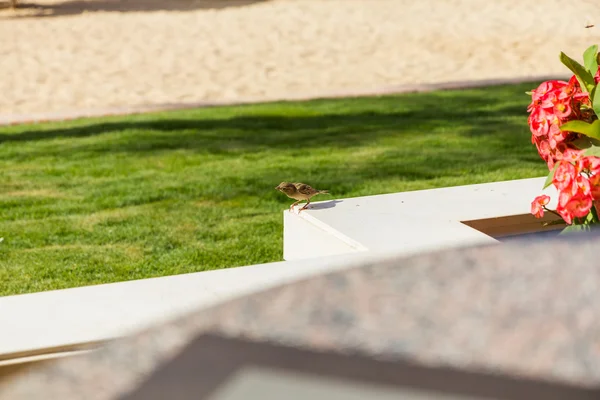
0 252 383 360
0 177 558 362
284 177 559 261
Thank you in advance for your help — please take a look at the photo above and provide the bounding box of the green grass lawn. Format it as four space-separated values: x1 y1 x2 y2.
0 82 547 296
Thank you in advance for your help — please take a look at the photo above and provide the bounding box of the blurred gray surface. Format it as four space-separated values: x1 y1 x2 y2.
205 367 490 400
2 232 600 399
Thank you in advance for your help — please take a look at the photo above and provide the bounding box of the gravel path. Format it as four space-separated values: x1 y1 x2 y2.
1 0 600 119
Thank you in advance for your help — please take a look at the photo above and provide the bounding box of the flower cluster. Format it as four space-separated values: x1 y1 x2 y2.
527 46 600 229
527 76 593 170
531 155 600 224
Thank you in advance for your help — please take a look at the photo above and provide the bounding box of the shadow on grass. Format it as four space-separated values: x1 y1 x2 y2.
0 97 530 151
3 0 268 18
0 88 545 192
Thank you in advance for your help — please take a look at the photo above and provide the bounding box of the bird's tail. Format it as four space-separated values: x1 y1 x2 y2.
318 190 329 194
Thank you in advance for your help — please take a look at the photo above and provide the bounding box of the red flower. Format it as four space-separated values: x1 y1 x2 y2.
564 194 593 219
527 66 600 227
556 204 573 225
573 175 592 197
530 80 567 102
566 75 580 94
578 156 600 175
557 209 573 225
527 75 592 169
561 148 583 164
554 170 594 224
528 108 550 137
536 139 551 159
589 173 600 200
531 195 550 218
552 161 576 190
553 99 572 118
573 91 590 103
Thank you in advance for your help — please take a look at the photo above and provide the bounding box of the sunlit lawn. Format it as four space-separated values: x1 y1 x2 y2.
0 82 546 296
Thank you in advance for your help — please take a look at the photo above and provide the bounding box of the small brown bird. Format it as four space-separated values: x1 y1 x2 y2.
586 24 595 28
275 182 329 212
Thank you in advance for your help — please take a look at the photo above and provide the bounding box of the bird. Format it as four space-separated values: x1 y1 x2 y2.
275 182 329 212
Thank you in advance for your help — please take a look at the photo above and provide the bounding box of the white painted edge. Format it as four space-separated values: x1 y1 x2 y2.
0 251 386 359
289 206 369 252
283 177 559 260
0 349 95 368
0 177 559 359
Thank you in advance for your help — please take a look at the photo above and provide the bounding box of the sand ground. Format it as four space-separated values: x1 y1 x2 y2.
1 0 600 118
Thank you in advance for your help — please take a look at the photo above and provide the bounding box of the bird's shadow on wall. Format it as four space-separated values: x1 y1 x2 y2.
2 0 269 18
307 200 344 210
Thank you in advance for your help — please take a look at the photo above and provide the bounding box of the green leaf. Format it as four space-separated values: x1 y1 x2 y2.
571 135 600 149
591 204 600 223
585 209 598 224
572 136 593 149
559 213 600 234
559 224 590 234
560 51 596 92
583 45 599 73
583 144 600 157
543 162 559 189
559 120 600 140
593 84 600 118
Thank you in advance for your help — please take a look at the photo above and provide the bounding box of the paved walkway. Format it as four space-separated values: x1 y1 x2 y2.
1 0 599 122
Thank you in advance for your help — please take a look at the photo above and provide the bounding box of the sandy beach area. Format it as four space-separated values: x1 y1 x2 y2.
1 0 600 119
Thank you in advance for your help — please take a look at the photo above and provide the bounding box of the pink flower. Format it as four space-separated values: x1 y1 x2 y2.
527 75 592 169
554 171 594 224
553 100 572 118
548 134 558 149
590 173 600 200
573 91 590 102
578 156 600 175
531 195 550 218
528 107 552 137
530 80 567 102
556 189 575 224
557 205 573 225
561 148 583 164
564 194 593 219
552 161 576 190
573 175 592 197
536 140 551 159
566 75 581 94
